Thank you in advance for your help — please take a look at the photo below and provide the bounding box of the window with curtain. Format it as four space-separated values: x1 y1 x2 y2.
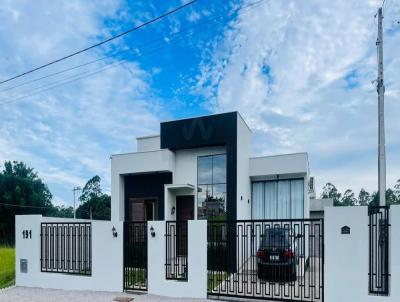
251 179 304 219
197 154 227 220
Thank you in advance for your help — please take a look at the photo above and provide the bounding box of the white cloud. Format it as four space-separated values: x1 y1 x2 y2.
195 0 400 194
187 10 201 23
0 0 166 205
1 0 399 205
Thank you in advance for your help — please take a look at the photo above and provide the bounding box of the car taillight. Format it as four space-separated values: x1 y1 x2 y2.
256 250 265 259
284 250 294 259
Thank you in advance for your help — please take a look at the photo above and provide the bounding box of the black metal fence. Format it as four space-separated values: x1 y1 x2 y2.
40 222 91 275
165 221 188 281
207 219 324 301
124 221 147 291
369 206 390 296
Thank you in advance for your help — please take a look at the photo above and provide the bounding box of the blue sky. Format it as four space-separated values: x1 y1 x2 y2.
0 0 399 207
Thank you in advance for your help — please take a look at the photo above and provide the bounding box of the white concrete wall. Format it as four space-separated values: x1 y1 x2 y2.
16 215 123 292
173 146 226 219
111 149 175 222
391 205 400 301
303 174 310 219
236 114 252 220
249 153 309 177
325 205 400 302
310 198 334 212
137 135 160 152
147 220 207 298
165 189 176 221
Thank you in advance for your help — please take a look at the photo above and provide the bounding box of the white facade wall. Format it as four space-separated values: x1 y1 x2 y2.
236 115 252 220
111 149 175 222
165 188 175 221
137 135 160 152
303 174 310 218
147 220 207 298
325 205 400 302
249 153 309 177
15 215 123 292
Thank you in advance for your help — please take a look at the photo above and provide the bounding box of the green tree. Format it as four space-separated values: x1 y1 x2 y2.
368 188 399 207
394 179 400 202
76 176 110 220
0 161 53 245
358 188 371 206
51 205 74 218
341 189 357 206
321 182 342 206
386 188 398 205
370 191 379 207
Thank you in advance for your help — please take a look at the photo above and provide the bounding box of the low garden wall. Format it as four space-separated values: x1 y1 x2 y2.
14 206 400 301
325 205 400 302
15 215 123 292
147 220 207 299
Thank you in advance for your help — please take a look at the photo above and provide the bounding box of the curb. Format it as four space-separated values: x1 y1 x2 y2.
0 285 16 293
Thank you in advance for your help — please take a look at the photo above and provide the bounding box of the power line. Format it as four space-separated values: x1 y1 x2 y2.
0 202 110 219
0 202 55 209
0 0 267 106
0 0 266 96
0 28 200 105
0 34 193 105
0 0 198 86
0 16 214 98
0 10 223 94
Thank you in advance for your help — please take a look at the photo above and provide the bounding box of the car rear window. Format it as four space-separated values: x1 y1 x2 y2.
261 228 290 247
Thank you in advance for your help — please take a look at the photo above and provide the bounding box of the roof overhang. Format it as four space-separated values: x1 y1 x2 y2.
166 184 195 191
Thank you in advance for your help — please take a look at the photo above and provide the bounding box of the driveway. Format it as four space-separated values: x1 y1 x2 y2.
0 287 212 302
209 256 323 302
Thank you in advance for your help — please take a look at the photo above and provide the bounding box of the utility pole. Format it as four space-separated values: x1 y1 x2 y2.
72 186 81 219
376 7 386 207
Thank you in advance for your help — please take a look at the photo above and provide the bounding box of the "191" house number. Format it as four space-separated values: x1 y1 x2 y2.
22 230 32 239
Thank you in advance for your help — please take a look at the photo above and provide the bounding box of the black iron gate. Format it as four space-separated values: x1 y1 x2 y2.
165 221 188 280
369 206 390 296
207 219 324 301
124 221 147 291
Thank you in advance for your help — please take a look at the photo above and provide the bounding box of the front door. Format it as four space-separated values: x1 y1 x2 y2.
176 195 194 221
176 196 194 256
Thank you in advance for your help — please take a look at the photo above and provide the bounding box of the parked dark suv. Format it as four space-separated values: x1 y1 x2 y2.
256 227 301 282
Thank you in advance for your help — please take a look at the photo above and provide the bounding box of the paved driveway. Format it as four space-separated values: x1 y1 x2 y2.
209 256 323 301
0 287 211 302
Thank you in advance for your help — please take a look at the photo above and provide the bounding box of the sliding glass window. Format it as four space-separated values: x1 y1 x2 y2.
252 179 304 219
197 154 227 220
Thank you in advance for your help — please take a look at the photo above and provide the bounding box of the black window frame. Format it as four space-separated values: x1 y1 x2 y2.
197 153 227 220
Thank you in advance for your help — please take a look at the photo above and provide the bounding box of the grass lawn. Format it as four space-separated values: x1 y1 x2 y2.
208 271 227 291
124 268 147 287
0 246 15 289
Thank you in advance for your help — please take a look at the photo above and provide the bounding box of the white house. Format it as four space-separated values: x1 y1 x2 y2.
111 111 311 224
13 111 400 302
